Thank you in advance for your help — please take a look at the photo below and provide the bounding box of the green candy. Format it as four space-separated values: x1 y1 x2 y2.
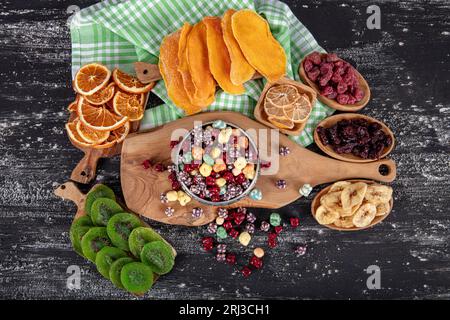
270 213 281 227
216 226 227 239
212 120 226 129
183 152 193 164
203 154 215 166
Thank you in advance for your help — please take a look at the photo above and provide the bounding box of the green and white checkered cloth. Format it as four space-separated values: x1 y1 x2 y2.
70 0 334 146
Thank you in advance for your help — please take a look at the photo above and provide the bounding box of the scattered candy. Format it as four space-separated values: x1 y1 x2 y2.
160 192 169 204
212 119 227 129
229 229 239 239
199 163 212 177
260 221 270 232
191 207 203 219
226 253 236 265
164 207 174 217
203 154 215 166
207 222 218 234
246 212 256 223
241 266 252 277
169 140 179 149
250 256 263 269
245 223 255 234
279 146 290 156
268 237 278 248
238 231 251 246
167 164 176 173
276 179 287 189
234 212 246 225
299 183 313 197
171 180 181 191
183 152 193 163
260 161 271 169
217 208 228 218
249 188 263 201
210 147 222 159
142 159 151 169
215 216 224 225
154 163 165 172
216 226 227 239
166 190 178 202
290 217 300 228
223 221 233 230
254 247 265 258
216 253 226 262
202 237 214 251
217 244 227 254
270 213 281 227
177 191 191 206
295 245 307 256
274 225 283 234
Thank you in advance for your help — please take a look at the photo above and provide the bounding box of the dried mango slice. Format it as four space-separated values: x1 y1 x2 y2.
222 9 255 85
231 9 287 82
186 21 216 105
203 17 245 95
159 31 203 115
177 23 199 105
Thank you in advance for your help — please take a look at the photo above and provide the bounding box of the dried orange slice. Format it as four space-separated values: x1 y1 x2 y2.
283 94 312 123
264 100 285 119
76 120 110 145
84 83 116 105
93 121 130 149
112 69 155 94
113 91 145 122
68 101 78 113
74 63 111 96
65 118 94 148
268 116 295 129
265 84 300 107
78 97 128 131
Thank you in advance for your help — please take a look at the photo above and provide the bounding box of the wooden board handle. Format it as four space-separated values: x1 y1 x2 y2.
353 158 397 182
54 181 87 219
70 149 102 184
134 61 263 84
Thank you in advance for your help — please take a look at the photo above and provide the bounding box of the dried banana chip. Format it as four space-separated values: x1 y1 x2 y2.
364 185 393 205
376 201 391 216
321 191 352 216
333 216 355 228
315 205 339 225
329 181 351 192
352 203 377 228
341 182 367 210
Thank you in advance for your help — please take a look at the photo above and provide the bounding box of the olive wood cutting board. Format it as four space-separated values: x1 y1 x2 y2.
120 111 396 226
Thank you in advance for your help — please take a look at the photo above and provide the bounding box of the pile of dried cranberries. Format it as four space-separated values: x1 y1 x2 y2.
303 51 365 105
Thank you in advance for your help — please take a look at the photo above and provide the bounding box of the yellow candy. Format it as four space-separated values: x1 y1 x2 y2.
238 136 249 149
254 247 265 258
218 130 231 144
232 167 241 176
190 169 198 176
192 146 204 160
199 163 212 177
210 147 222 159
232 128 241 136
238 231 251 246
177 191 191 206
166 190 178 202
216 178 226 187
213 163 226 173
242 163 255 179
233 156 247 170
216 216 224 225
215 158 225 164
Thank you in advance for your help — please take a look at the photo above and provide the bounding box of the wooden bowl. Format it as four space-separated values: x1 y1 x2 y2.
311 179 394 231
298 54 370 112
254 77 317 135
313 113 395 163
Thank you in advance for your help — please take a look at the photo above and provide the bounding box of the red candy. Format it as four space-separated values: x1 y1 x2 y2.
268 232 277 241
268 238 277 248
223 221 233 230
290 217 300 228
250 256 263 269
201 237 214 251
169 140 179 149
274 226 283 234
171 181 181 191
206 176 216 186
241 266 252 277
260 161 271 169
233 212 246 225
222 171 234 182
228 229 239 239
168 172 177 182
154 163 165 172
142 159 151 169
226 253 236 265
235 173 246 185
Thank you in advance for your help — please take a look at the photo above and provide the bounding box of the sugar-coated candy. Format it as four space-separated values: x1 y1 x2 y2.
279 146 290 156
212 120 227 129
210 147 222 159
183 152 193 164
246 212 256 223
260 221 270 232
217 244 227 254
199 163 212 177
254 247 265 258
207 222 218 234
192 207 203 218
215 216 225 225
191 146 204 161
201 237 214 251
299 183 313 197
166 190 178 202
270 213 281 227
238 231 251 246
295 245 307 256
216 178 226 187
164 207 174 217
203 154 215 166
160 192 169 204
249 256 263 269
249 188 263 201
216 226 227 239
276 179 287 189
233 156 247 171
213 163 226 173
245 223 255 234
290 217 300 228
217 208 228 218
216 253 226 262
232 167 241 176
228 229 239 239
241 266 252 277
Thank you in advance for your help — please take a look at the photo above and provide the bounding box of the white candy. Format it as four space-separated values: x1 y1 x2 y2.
233 156 247 171
299 183 313 197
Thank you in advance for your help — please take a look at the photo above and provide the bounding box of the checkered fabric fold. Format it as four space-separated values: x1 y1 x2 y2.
70 0 334 146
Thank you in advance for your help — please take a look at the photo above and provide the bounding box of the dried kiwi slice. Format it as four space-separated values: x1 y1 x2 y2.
128 227 163 258
80 227 111 262
85 184 116 215
90 198 123 226
69 216 93 256
120 262 154 295
109 257 135 289
95 246 127 279
107 213 143 251
140 241 175 275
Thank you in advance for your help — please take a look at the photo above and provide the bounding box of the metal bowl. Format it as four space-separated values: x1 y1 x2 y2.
175 120 260 206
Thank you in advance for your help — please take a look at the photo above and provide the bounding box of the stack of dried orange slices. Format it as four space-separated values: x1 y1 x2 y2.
66 63 154 149
263 84 312 130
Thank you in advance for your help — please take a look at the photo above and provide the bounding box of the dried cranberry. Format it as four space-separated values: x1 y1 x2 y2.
142 159 151 169
353 87 365 101
331 72 342 84
206 176 216 186
342 72 354 85
320 63 333 75
235 173 246 185
334 60 344 67
337 81 347 94
384 136 392 148
304 59 313 72
172 181 181 191
228 229 239 239
320 86 334 97
307 52 322 65
290 217 300 228
169 140 179 149
222 171 234 182
250 256 263 269
337 94 350 105
234 213 246 225
319 72 333 87
226 253 237 265
316 126 330 145
274 226 283 234
307 67 320 82
241 266 252 277
223 221 233 230
201 237 214 251
326 53 339 62
347 95 357 105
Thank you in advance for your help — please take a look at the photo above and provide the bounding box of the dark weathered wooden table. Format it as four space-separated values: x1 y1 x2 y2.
0 0 449 300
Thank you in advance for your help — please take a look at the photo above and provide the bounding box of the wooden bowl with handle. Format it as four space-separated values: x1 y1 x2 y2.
299 53 370 112
314 113 395 163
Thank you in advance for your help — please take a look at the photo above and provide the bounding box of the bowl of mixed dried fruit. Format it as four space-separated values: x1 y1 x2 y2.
174 120 260 206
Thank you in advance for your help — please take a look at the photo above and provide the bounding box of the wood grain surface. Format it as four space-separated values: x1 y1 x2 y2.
0 0 449 300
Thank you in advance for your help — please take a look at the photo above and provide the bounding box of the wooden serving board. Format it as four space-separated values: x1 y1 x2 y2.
120 111 397 226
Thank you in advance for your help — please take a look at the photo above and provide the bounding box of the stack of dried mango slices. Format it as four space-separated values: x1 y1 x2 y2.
159 9 287 115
